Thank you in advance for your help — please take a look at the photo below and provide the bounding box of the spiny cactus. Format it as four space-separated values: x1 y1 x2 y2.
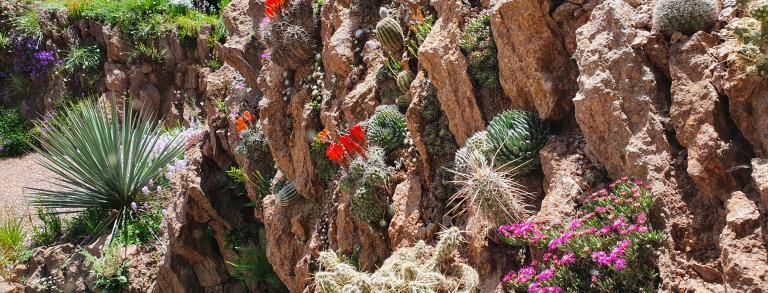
460 14 500 90
448 148 532 226
376 10 405 54
259 0 318 69
314 227 479 293
453 131 491 173
486 110 549 173
340 147 390 225
396 70 415 93
652 0 719 36
276 181 301 207
365 105 408 153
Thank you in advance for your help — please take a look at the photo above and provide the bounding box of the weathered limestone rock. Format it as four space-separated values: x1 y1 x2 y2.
221 0 263 88
719 191 768 292
104 63 129 92
669 32 745 203
419 0 484 146
751 158 768 211
573 0 721 291
716 65 768 158
490 0 578 121
387 172 423 250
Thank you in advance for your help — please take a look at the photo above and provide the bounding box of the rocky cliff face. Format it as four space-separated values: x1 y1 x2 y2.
5 0 768 291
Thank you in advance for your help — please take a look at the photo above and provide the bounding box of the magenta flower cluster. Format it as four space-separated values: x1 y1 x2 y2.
499 177 664 292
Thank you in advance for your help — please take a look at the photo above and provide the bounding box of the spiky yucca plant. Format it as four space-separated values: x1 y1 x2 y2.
486 110 549 173
448 150 532 226
315 227 479 292
30 100 184 235
365 105 407 153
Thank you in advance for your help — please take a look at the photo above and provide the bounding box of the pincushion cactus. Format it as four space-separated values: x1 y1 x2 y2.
453 130 491 173
259 0 318 69
365 105 408 153
339 147 390 224
376 9 405 54
315 227 479 292
486 110 549 173
652 0 719 36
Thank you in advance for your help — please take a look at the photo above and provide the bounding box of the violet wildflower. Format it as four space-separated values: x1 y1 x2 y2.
142 186 150 195
613 258 627 271
516 266 536 284
130 202 138 211
536 268 555 282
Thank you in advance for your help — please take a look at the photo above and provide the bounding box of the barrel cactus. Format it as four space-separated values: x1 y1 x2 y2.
486 110 549 173
396 70 415 93
365 105 408 153
376 9 405 54
652 0 719 36
275 181 301 206
259 0 318 69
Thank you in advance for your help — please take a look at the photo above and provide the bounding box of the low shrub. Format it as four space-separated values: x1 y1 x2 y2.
0 208 31 278
0 106 34 157
83 245 129 292
499 178 664 292
31 208 63 247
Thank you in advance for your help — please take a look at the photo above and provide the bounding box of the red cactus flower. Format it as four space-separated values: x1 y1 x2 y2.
265 0 287 18
349 124 367 147
242 111 254 124
340 134 366 159
326 143 347 167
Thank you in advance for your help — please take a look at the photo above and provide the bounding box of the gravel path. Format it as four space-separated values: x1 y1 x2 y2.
0 153 59 224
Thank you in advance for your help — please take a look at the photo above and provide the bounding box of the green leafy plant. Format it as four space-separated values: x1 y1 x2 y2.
6 73 34 100
406 13 434 58
379 55 402 80
13 9 44 41
113 205 163 245
315 227 479 292
486 110 549 173
31 208 63 247
0 106 34 157
460 14 500 91
499 178 663 292
83 245 129 292
227 230 287 291
60 44 104 75
339 147 390 226
129 42 168 63
365 105 408 153
207 56 223 70
65 208 110 242
31 100 184 238
652 0 718 36
0 209 26 257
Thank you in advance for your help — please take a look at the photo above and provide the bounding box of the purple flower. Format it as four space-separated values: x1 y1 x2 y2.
613 258 627 270
547 232 573 251
516 266 535 284
142 186 150 195
592 251 613 266
502 271 516 284
130 202 138 211
568 219 582 230
557 252 576 266
536 268 555 282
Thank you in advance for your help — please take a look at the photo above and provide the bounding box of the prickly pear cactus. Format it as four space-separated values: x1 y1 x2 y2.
652 0 719 36
376 12 405 54
314 227 479 292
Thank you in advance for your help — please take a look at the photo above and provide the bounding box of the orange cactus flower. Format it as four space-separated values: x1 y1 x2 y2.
265 0 287 18
316 128 329 144
349 124 367 147
242 111 254 124
236 117 247 134
340 134 366 159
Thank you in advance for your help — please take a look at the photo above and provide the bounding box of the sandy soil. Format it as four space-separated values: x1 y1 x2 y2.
0 153 59 224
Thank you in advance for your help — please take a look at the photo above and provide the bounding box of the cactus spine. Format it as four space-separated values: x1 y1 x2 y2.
259 0 318 69
486 110 549 173
652 0 719 36
376 16 405 54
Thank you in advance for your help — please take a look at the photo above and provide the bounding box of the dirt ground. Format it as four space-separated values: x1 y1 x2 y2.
0 153 59 225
